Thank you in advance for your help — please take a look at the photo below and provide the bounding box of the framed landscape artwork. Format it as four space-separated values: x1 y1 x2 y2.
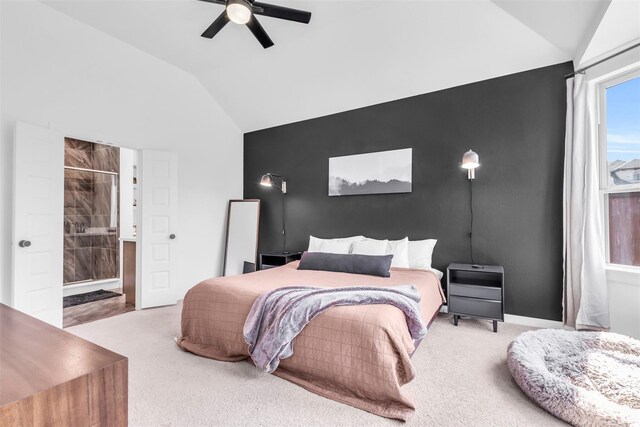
328 148 412 196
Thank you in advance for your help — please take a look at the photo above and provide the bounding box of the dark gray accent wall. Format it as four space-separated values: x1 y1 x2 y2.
244 61 573 321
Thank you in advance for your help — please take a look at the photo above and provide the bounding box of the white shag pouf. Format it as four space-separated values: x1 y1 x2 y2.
507 329 640 426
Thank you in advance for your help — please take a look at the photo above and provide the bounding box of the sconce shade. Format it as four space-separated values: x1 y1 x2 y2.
260 174 273 187
461 150 480 170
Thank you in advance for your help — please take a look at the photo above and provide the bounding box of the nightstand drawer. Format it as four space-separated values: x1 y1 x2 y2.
449 283 502 301
448 295 502 320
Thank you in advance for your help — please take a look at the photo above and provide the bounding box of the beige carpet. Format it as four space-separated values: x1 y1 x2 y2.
68 304 565 426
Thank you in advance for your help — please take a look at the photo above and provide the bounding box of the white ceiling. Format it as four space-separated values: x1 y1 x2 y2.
43 0 610 132
579 0 640 66
492 0 611 61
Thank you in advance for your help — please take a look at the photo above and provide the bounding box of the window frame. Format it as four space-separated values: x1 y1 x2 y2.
596 68 640 269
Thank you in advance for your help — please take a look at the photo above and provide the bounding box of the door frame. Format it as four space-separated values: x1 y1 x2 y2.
62 132 144 311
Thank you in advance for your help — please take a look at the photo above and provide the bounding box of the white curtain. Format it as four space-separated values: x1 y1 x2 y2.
563 74 610 331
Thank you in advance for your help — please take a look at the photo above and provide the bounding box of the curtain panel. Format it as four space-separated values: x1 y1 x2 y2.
563 74 610 331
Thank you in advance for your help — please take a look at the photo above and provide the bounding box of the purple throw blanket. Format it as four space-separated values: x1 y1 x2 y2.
243 285 427 373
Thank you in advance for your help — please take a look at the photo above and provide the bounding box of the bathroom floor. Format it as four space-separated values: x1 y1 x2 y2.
63 289 134 328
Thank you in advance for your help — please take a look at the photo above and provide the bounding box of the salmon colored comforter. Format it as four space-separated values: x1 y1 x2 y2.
178 261 445 420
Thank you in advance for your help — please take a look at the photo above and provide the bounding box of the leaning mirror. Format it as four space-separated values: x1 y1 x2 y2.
223 199 260 276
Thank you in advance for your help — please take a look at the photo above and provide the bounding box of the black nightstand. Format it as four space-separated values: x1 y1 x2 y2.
259 252 302 270
447 263 504 333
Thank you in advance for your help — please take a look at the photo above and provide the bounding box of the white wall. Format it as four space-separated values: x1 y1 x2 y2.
118 147 136 291
607 269 640 339
0 1 243 306
119 148 136 241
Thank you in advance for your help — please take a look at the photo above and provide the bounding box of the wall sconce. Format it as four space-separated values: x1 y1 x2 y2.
260 173 288 253
461 149 480 180
260 173 287 194
461 150 482 268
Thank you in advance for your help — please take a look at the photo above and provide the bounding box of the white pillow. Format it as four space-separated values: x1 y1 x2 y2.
310 240 352 254
387 237 410 268
408 239 437 269
351 239 389 256
430 268 444 280
308 235 365 253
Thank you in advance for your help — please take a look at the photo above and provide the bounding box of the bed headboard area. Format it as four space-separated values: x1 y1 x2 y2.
243 61 573 322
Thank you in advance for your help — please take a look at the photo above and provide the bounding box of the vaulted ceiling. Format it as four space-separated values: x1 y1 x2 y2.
44 0 612 132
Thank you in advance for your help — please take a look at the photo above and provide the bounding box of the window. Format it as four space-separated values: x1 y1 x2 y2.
599 70 640 267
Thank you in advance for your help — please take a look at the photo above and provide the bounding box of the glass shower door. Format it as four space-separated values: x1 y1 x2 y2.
63 168 119 284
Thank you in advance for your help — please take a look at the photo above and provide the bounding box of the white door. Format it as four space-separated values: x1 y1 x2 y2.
12 122 64 327
139 150 179 308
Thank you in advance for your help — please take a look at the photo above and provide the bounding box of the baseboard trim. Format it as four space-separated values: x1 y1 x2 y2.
439 306 563 329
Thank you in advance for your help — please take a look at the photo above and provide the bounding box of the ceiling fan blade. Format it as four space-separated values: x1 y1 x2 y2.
246 16 274 49
197 0 227 6
252 2 311 24
201 11 230 39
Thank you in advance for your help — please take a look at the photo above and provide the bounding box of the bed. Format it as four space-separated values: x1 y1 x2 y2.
178 261 445 420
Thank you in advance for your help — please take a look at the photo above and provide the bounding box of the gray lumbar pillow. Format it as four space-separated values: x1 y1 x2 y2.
297 251 393 277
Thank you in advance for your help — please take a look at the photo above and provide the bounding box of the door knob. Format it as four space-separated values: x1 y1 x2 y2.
18 240 31 248
169 234 176 240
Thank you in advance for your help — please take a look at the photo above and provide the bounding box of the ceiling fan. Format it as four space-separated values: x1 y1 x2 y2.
198 0 312 49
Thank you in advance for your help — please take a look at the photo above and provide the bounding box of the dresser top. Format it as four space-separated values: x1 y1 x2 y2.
0 304 126 406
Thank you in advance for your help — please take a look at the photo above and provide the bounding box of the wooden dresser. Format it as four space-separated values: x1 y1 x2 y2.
0 304 128 426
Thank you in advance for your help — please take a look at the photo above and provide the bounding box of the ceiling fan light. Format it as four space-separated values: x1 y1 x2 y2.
227 0 252 25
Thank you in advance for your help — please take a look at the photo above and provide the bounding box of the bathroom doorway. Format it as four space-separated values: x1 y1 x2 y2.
13 121 180 327
62 138 138 327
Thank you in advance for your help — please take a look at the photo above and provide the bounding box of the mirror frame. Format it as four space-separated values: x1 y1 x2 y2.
222 199 261 276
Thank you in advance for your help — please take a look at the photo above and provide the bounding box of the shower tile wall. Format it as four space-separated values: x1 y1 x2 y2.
64 138 120 284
